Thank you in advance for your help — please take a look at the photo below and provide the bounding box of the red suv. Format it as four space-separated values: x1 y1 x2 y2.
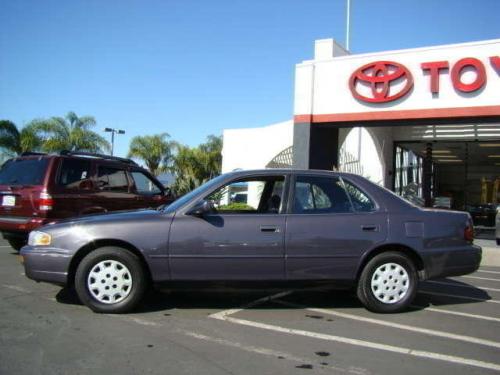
0 151 174 250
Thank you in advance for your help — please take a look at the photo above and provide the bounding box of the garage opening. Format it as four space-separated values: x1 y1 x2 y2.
394 140 500 228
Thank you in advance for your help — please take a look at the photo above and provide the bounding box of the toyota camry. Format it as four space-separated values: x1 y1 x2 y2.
20 169 481 313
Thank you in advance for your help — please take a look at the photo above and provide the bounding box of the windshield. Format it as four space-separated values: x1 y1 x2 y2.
0 158 49 185
163 174 229 213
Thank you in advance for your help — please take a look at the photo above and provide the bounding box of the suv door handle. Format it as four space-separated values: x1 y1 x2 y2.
361 225 379 232
260 225 280 233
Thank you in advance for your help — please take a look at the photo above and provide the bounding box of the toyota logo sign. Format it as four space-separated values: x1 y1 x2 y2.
349 61 414 103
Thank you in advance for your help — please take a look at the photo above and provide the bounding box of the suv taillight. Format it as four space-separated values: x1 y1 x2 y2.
38 192 54 211
464 224 474 242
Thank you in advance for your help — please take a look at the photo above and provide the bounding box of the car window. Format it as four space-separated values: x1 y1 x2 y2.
342 179 376 212
58 158 91 189
97 166 129 192
293 175 352 214
206 176 285 214
131 171 161 195
0 158 49 186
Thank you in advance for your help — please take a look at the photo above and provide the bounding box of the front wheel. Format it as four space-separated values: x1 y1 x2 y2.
357 251 418 313
75 247 147 313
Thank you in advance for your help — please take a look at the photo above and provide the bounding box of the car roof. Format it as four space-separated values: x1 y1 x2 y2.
225 168 357 179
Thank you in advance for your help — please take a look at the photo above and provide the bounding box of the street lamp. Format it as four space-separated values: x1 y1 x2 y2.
104 127 125 156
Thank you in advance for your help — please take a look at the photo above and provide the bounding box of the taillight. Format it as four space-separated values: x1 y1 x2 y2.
38 191 54 211
464 224 474 242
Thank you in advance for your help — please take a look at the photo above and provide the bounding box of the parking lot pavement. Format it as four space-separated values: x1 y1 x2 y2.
1 242 500 375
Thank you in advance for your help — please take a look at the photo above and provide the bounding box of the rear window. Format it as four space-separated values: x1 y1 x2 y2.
0 158 49 185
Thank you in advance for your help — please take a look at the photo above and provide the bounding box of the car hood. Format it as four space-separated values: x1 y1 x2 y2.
41 209 171 231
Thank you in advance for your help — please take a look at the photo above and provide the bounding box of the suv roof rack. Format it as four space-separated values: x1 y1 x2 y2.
20 152 47 157
59 150 138 165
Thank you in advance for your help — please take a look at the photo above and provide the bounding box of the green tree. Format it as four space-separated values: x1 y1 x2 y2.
199 135 223 179
32 112 110 153
0 120 42 158
169 135 223 195
127 133 176 176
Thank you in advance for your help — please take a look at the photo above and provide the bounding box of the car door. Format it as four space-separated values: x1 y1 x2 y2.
51 157 95 217
285 174 387 281
94 163 136 212
129 170 166 209
168 174 288 280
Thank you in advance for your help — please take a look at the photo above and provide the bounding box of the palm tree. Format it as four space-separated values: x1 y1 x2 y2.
127 133 176 175
0 120 42 158
169 135 223 195
199 135 223 179
32 112 110 153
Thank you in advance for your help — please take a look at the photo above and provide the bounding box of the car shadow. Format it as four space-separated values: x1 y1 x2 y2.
55 278 491 314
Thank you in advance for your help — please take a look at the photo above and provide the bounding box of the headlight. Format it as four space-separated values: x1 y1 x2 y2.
28 231 52 246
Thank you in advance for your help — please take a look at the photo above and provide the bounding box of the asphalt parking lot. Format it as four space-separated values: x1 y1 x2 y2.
1 241 500 375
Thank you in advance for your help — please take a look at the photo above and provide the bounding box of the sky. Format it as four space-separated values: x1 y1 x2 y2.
1 0 499 158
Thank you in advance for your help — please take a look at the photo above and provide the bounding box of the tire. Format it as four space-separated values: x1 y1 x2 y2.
7 237 26 252
357 251 417 313
496 238 500 246
74 247 147 313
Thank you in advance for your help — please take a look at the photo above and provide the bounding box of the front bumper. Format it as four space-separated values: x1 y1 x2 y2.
422 244 482 280
20 245 72 286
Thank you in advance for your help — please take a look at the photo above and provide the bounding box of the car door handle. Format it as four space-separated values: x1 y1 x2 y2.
361 225 379 232
260 226 280 233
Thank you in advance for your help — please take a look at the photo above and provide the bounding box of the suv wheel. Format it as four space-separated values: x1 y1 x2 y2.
7 237 26 252
357 251 417 313
75 247 147 313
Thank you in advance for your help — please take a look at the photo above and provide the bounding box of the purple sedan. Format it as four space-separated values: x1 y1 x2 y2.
20 169 481 313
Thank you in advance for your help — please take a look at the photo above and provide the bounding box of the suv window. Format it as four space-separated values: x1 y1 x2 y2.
97 166 129 192
58 158 91 189
342 179 376 212
131 171 162 195
206 176 285 214
0 158 49 186
293 175 352 214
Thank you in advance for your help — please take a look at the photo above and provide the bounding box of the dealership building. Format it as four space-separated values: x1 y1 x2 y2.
222 38 500 212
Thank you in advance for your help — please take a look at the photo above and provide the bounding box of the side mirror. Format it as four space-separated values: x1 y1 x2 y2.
186 200 214 216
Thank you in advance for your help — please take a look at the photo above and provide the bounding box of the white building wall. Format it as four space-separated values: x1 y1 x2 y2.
221 120 294 173
294 39 500 118
338 126 393 187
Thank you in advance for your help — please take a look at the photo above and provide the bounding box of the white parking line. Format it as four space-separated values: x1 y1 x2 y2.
209 291 292 320
426 280 500 293
181 331 367 375
210 292 500 372
419 290 500 304
2 284 31 293
0 245 13 248
478 270 500 275
461 275 500 282
411 305 500 323
216 315 500 372
275 301 500 349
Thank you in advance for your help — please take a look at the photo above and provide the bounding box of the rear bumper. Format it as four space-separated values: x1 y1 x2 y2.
20 245 71 286
422 245 482 280
0 217 50 237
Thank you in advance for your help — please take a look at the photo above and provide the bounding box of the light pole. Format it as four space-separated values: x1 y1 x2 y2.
104 127 125 156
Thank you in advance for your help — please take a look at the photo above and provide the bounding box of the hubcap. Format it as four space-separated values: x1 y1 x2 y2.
87 260 132 304
370 262 410 304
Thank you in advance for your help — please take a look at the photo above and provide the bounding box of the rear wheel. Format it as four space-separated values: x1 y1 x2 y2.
75 247 147 313
357 251 417 313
